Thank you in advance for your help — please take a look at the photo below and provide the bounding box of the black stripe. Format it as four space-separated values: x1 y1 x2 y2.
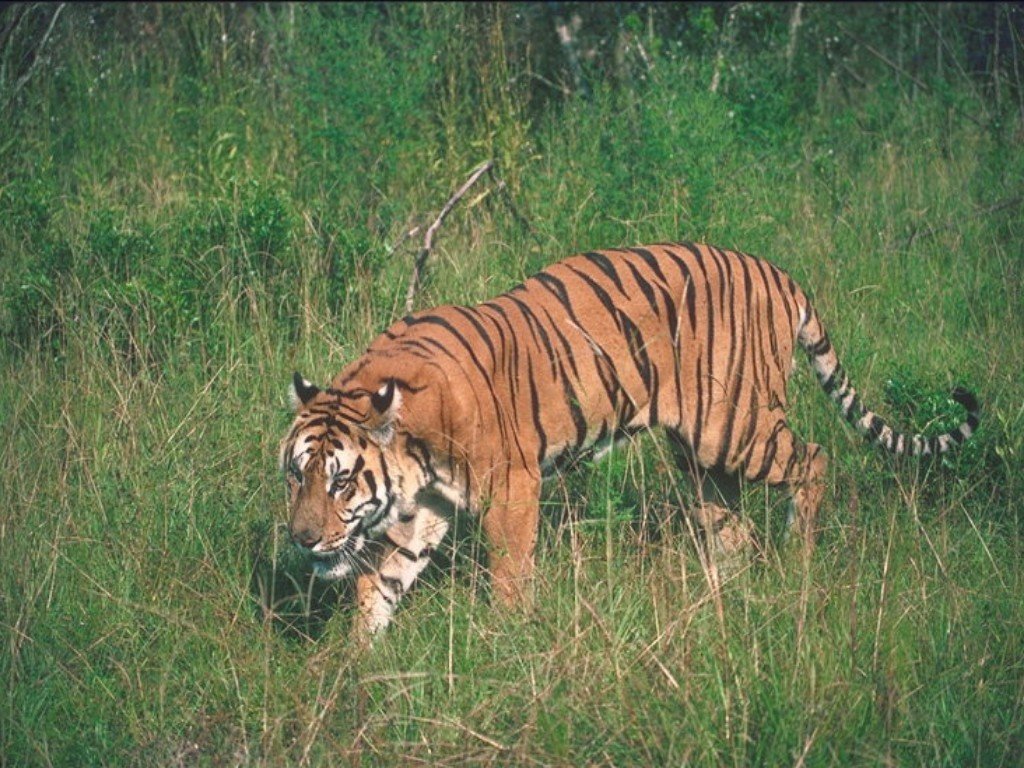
628 247 669 285
565 377 589 448
521 291 590 449
593 345 630 424
380 575 404 596
761 260 798 333
805 335 831 357
530 274 592 383
390 340 440 360
620 310 653 390
526 354 548 465
706 245 730 329
866 415 885 441
534 271 573 308
678 245 716 396
350 455 366 476
452 305 498 364
583 251 626 294
715 246 740 415
566 264 621 318
750 256 781 365
736 386 762 469
713 388 738 469
383 532 421 562
654 281 679 345
362 469 377 497
751 419 788 482
821 365 843 394
535 301 586 382
623 260 660 316
501 297 559 377
660 247 698 333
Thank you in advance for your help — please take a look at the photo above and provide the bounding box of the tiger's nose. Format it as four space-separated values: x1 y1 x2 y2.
291 528 321 550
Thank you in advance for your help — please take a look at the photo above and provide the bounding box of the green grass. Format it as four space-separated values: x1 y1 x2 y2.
2 4 1023 765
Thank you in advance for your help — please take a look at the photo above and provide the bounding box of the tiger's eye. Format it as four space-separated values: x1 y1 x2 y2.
330 475 353 496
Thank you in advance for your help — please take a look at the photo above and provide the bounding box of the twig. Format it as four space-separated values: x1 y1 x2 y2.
710 3 746 94
385 224 421 260
838 61 869 89
627 31 654 73
838 21 985 128
904 195 1023 249
840 23 930 90
402 159 540 313
552 9 590 99
485 168 541 247
510 70 572 97
1 5 31 87
3 3 65 113
785 2 804 76
404 160 494 313
403 716 507 751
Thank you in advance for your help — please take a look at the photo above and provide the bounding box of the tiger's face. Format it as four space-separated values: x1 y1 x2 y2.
280 374 400 579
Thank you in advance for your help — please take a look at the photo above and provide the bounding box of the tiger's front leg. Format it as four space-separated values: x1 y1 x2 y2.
353 507 449 641
481 470 541 608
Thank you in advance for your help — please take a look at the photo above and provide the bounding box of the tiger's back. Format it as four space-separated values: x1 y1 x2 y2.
357 244 810 482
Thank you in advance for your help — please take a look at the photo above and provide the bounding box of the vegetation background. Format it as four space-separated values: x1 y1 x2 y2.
1 3 1023 765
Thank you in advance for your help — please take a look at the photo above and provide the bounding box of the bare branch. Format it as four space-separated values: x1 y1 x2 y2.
401 159 540 314
904 195 1024 249
485 167 540 248
3 3 65 113
839 21 986 128
710 3 746 94
552 10 590 99
404 160 494 314
785 2 804 76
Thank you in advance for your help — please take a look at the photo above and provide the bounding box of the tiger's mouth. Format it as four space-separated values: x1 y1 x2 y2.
309 535 364 579
301 504 393 580
311 548 348 577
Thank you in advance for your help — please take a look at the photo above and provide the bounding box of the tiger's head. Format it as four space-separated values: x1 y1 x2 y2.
279 372 404 580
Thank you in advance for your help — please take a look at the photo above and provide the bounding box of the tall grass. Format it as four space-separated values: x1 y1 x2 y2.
1 4 1022 765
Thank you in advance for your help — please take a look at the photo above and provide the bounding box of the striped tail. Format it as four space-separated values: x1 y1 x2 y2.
798 307 980 457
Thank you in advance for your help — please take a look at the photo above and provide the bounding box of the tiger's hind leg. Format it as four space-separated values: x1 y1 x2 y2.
788 441 827 554
667 433 757 567
743 422 828 557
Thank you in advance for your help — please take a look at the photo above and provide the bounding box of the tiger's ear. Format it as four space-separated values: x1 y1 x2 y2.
365 379 401 445
291 372 320 410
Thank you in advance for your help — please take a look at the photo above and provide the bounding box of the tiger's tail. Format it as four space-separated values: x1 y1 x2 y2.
797 305 979 456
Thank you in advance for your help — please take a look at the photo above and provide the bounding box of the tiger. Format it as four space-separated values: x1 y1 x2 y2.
279 242 979 638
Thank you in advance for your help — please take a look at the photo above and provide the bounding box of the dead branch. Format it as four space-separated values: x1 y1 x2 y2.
404 160 494 313
384 224 421 260
838 22 986 128
785 2 804 76
904 195 1024 249
553 10 590 99
402 159 540 314
3 3 65 113
710 3 746 94
486 169 539 246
